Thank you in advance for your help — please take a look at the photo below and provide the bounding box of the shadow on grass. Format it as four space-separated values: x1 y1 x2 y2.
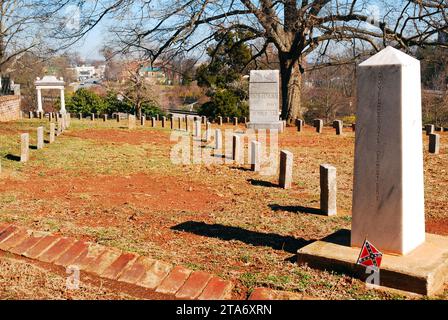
212 154 228 159
5 154 20 161
248 179 278 188
171 221 312 254
200 144 218 150
233 166 252 172
321 229 351 247
269 204 325 216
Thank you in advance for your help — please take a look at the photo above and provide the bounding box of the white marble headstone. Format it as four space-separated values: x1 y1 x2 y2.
247 70 283 130
351 46 425 255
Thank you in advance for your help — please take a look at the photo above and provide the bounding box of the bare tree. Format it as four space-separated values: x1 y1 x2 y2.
304 59 356 122
101 46 123 81
422 90 448 126
169 55 199 85
66 0 448 123
104 56 159 118
123 61 153 119
0 0 77 73
11 52 44 109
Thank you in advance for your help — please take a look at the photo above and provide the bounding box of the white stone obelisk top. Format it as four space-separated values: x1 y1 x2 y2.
351 46 425 255
359 46 419 67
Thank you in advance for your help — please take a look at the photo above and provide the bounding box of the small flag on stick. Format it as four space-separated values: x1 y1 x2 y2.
356 239 383 270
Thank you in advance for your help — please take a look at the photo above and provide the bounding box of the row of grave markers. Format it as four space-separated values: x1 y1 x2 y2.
28 110 443 156
19 113 71 163
296 119 355 135
125 114 264 131
124 113 390 217
299 118 442 154
69 112 250 127
171 117 338 216
39 111 293 136
26 112 335 213
29 111 254 132
174 117 442 217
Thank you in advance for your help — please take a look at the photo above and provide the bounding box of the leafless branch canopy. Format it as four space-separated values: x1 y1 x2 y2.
62 0 447 68
0 0 81 72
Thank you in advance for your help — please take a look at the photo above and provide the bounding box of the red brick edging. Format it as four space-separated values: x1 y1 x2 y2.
0 222 309 300
0 222 233 300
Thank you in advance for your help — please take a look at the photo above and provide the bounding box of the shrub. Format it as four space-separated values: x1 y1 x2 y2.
103 91 133 114
66 88 105 114
198 89 248 118
302 100 322 124
142 102 166 117
66 88 166 116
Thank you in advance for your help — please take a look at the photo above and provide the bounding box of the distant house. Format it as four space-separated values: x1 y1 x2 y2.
139 66 167 84
114 61 181 85
69 65 106 82
74 66 95 81
94 65 106 78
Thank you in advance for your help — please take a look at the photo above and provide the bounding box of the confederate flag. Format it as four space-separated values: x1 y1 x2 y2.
356 239 383 270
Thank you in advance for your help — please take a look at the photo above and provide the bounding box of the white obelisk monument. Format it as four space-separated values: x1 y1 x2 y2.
351 46 425 255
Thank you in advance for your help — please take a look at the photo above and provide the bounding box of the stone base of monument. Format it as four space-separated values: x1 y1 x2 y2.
297 229 448 296
247 121 284 131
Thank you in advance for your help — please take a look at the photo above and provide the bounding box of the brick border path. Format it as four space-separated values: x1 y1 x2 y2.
0 222 305 300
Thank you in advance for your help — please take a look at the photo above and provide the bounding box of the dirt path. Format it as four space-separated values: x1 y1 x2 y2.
0 172 226 213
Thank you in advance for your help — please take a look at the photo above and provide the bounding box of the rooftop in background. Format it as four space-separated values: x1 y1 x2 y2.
140 66 162 73
69 65 106 82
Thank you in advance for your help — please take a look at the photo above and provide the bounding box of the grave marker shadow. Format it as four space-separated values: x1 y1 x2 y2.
248 179 277 188
5 154 21 162
269 204 325 216
171 221 311 254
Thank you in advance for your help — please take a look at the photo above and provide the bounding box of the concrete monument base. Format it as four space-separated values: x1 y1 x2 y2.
247 121 283 131
297 230 448 296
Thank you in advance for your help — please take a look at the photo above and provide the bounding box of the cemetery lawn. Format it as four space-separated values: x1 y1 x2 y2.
0 119 447 300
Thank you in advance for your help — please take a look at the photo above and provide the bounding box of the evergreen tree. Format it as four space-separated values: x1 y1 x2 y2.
196 31 251 118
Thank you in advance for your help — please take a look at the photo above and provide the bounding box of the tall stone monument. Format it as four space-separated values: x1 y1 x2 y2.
247 70 283 131
351 46 425 255
297 47 448 296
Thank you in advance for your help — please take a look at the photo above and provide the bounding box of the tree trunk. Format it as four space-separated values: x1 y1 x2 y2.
136 101 142 119
279 54 303 124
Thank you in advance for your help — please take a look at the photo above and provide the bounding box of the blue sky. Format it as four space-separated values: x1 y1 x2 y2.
76 24 106 60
